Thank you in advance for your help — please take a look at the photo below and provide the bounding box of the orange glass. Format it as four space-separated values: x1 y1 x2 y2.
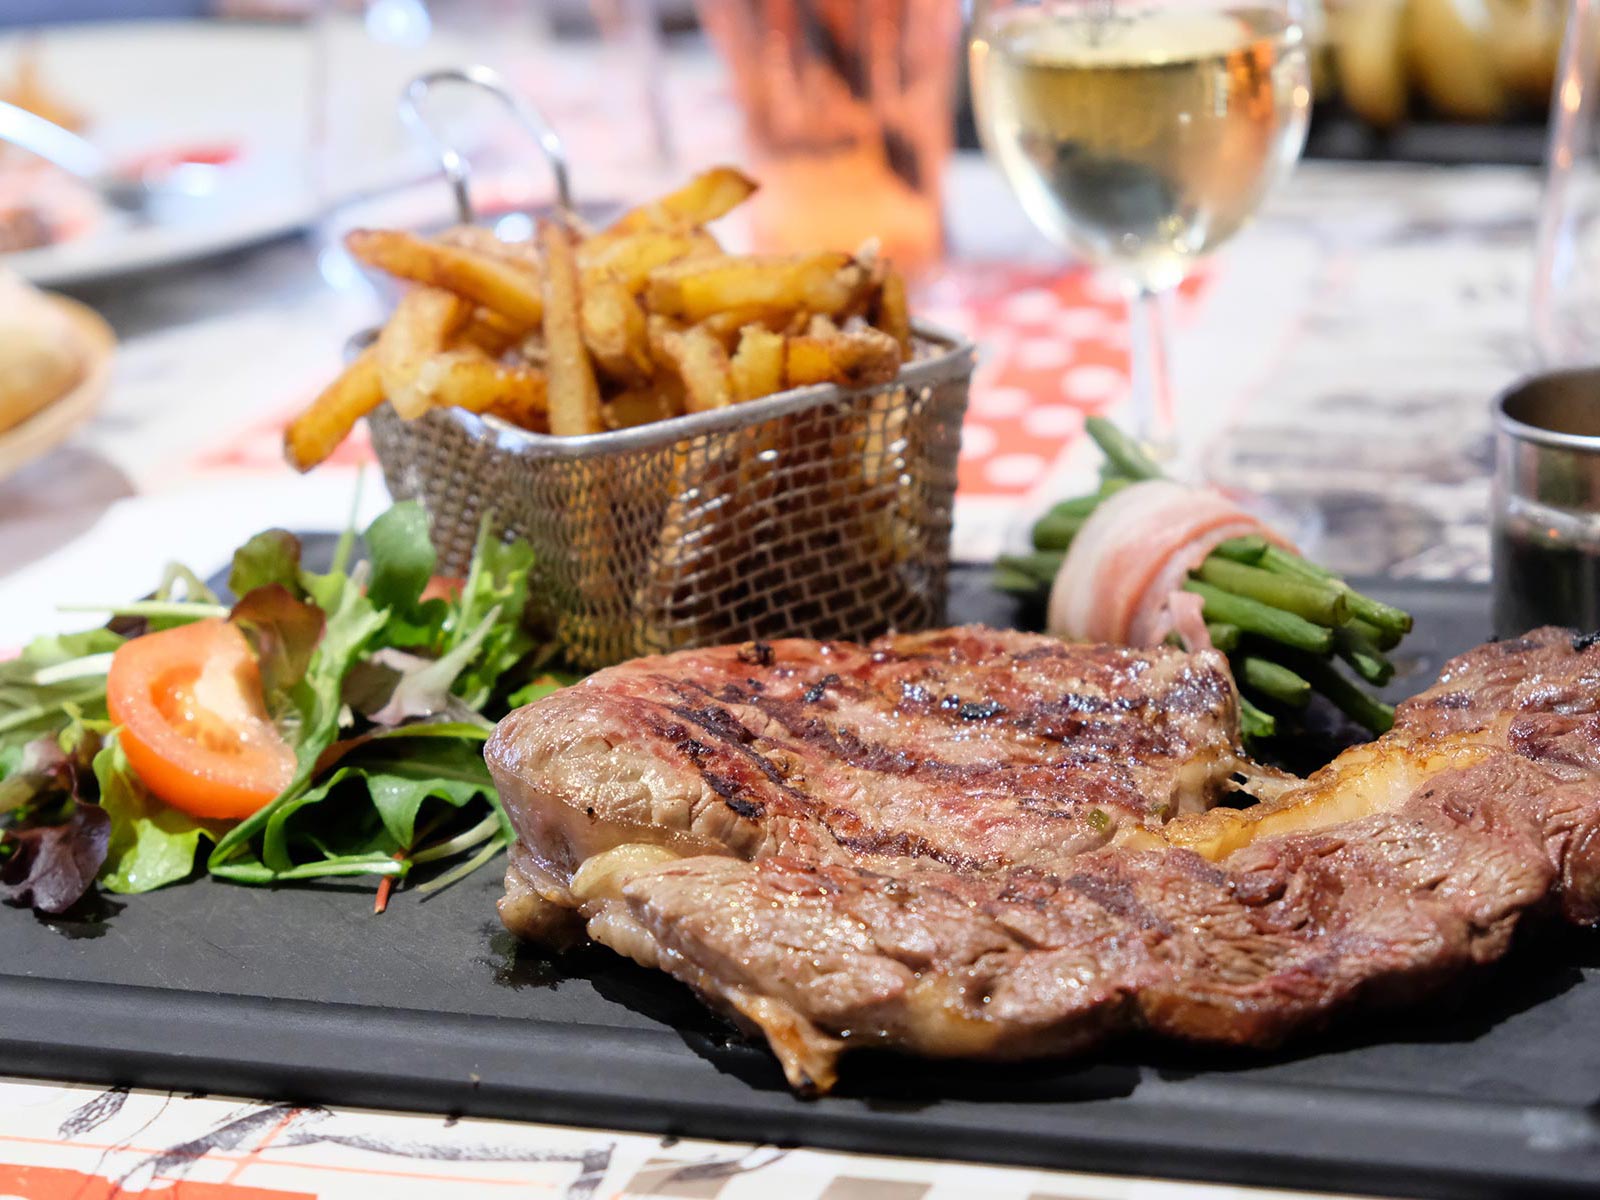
697 0 961 274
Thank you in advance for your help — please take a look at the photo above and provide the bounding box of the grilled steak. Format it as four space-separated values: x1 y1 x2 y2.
485 625 1600 1092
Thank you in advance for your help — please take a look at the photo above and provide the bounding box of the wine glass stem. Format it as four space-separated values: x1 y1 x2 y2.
1126 284 1177 458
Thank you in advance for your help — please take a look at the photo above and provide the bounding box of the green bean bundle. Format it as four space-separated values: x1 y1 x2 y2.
998 418 1411 741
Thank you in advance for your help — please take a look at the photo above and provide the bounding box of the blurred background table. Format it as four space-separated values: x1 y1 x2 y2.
0 9 1548 1199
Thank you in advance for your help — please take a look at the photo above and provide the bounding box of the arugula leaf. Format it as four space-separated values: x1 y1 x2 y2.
295 568 388 763
229 529 305 599
213 735 497 883
446 517 537 710
97 736 223 894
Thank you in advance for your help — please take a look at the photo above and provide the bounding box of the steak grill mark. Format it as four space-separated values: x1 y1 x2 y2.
487 625 1600 1094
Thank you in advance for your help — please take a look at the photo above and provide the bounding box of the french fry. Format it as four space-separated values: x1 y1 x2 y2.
284 344 383 473
580 271 653 385
695 308 789 348
292 166 924 475
458 307 521 356
414 349 549 429
579 229 722 292
872 265 913 356
645 252 866 325
438 224 541 270
784 323 902 390
540 221 605 436
605 388 676 430
729 326 785 403
611 165 756 233
377 288 473 418
652 321 733 414
346 229 544 330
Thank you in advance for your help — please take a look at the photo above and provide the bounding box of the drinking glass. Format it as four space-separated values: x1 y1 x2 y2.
696 0 962 275
968 0 1312 455
1534 0 1600 366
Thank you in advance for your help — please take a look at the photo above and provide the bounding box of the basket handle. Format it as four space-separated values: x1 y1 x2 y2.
397 65 573 225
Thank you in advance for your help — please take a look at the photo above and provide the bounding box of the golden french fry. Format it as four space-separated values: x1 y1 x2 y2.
579 229 723 292
284 345 383 473
413 348 549 430
604 388 676 430
652 321 733 414
346 229 544 330
580 271 653 385
693 308 790 348
873 265 913 356
784 324 902 390
645 253 865 324
458 307 522 356
377 288 473 418
289 167 923 470
438 224 541 270
729 326 786 403
540 221 605 436
611 165 757 233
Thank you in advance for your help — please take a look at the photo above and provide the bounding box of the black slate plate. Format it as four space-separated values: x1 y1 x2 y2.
4 565 1599 1200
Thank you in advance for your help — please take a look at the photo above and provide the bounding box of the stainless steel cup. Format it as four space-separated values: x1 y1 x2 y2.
1493 367 1600 636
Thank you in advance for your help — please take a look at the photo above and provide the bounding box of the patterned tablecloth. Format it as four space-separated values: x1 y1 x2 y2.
0 53 1542 1196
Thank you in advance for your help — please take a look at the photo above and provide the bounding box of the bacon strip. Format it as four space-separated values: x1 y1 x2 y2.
1046 480 1290 651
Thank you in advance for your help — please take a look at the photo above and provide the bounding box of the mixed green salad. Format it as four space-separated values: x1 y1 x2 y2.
0 500 576 916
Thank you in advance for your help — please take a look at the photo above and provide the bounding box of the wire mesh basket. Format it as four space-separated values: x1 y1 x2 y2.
364 66 974 668
370 325 973 669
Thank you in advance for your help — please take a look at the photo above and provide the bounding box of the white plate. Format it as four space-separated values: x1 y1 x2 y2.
1 21 321 287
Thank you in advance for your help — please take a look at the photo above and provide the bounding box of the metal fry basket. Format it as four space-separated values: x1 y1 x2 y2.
368 69 975 669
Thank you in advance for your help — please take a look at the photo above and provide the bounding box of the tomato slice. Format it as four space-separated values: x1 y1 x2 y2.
106 618 296 820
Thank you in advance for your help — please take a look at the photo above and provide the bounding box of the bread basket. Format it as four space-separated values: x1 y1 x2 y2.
367 68 976 669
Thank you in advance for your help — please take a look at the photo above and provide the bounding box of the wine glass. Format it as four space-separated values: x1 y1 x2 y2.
969 0 1311 459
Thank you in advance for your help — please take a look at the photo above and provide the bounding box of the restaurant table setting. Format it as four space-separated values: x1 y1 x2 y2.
2 4 1597 1200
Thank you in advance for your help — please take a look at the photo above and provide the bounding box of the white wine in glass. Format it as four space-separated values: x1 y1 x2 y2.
970 1 1310 451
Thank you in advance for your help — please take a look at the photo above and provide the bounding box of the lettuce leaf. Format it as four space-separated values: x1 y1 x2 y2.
3 496 563 908
207 564 386 881
0 628 122 757
208 731 497 884
0 805 109 913
364 502 435 619
97 737 224 894
228 529 304 599
446 517 537 710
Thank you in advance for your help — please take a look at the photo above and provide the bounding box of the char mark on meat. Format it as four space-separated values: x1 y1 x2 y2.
486 624 1600 1092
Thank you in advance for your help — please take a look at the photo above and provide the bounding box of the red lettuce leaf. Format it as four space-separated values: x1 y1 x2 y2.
1 804 110 914
230 583 326 703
